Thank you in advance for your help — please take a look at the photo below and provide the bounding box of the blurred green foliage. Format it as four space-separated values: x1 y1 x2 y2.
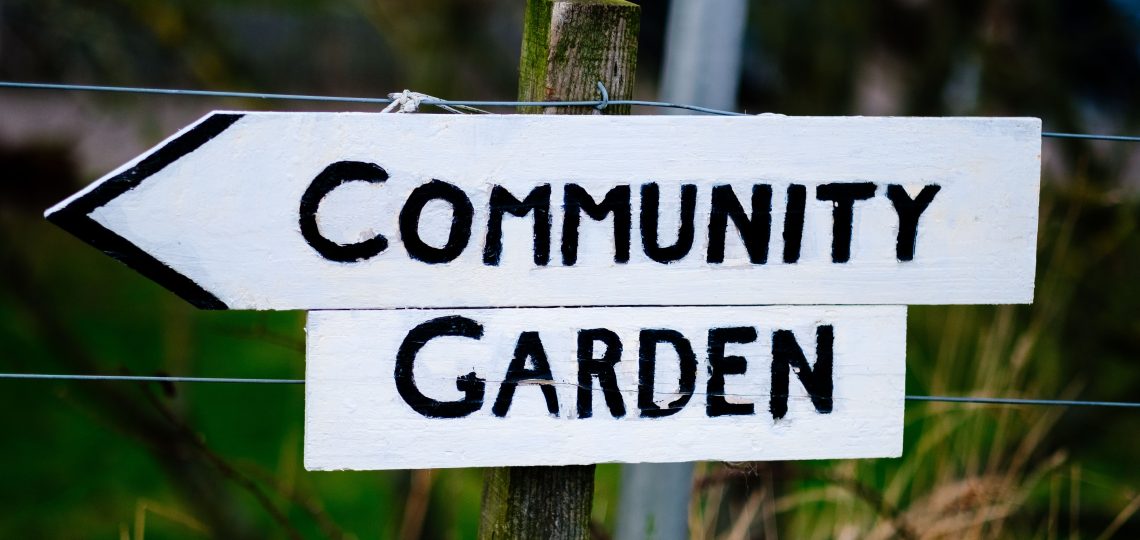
1 0 1138 538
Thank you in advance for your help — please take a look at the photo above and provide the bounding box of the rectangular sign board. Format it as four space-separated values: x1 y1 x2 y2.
304 306 906 470
47 113 1040 310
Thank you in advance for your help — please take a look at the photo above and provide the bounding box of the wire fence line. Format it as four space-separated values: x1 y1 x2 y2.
2 79 1136 410
0 372 1137 409
2 80 1138 142
0 373 303 384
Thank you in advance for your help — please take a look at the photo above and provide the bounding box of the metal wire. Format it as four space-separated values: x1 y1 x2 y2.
906 395 1140 408
0 372 1136 408
0 373 302 384
1040 131 1140 142
5 80 1139 139
0 80 745 115
0 80 396 105
2 78 1137 408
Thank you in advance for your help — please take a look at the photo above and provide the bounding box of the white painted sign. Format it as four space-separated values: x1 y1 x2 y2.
304 306 906 470
46 113 1040 310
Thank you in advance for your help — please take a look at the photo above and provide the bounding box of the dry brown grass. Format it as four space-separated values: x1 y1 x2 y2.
687 178 1139 539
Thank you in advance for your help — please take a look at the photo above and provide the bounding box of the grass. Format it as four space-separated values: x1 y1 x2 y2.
682 172 1140 538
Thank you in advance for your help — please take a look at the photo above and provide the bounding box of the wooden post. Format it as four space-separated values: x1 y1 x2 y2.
516 0 639 115
478 1 639 539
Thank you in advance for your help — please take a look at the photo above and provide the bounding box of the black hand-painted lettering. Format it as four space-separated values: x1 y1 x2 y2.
782 184 806 263
484 185 552 266
492 331 559 417
886 184 941 262
640 183 697 264
299 161 390 263
816 182 877 263
399 180 474 264
562 184 631 265
770 325 834 420
638 329 696 418
706 326 757 417
576 328 626 418
707 184 773 264
395 315 485 418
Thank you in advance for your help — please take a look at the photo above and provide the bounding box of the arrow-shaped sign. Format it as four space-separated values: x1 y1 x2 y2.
47 113 1041 310
47 113 243 308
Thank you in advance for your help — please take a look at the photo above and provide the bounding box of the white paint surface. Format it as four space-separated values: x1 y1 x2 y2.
55 113 1040 309
304 306 906 470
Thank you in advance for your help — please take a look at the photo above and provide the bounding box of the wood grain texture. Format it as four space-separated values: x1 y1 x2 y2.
479 465 595 540
518 0 638 115
485 3 638 536
45 113 1042 310
303 306 907 470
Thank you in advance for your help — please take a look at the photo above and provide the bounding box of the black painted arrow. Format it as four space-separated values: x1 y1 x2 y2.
46 113 244 309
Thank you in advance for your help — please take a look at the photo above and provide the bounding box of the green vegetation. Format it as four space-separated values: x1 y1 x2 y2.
0 0 1137 538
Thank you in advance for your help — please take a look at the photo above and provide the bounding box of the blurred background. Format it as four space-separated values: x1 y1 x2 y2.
1 0 1138 538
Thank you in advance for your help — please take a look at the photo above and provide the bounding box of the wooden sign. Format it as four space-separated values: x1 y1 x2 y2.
304 306 906 469
46 113 1041 310
46 112 1043 470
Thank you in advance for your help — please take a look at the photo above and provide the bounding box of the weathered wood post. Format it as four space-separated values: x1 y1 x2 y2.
477 1 639 539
